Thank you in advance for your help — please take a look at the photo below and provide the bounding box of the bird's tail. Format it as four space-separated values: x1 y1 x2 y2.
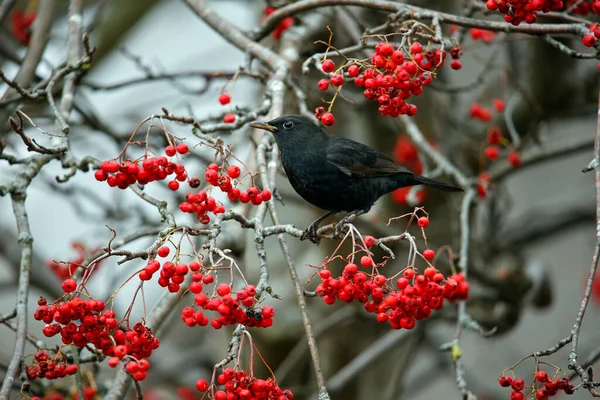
412 175 463 192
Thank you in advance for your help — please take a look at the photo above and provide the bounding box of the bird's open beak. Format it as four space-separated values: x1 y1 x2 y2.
249 121 277 132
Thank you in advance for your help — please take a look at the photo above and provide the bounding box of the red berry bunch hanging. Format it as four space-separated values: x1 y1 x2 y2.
315 265 469 329
95 154 188 190
485 0 564 25
314 38 460 127
483 126 521 167
10 9 35 45
498 371 574 400
179 162 272 224
469 28 497 43
25 350 78 381
33 294 159 381
188 280 275 329
263 7 294 39
46 242 102 280
568 0 600 14
196 368 293 399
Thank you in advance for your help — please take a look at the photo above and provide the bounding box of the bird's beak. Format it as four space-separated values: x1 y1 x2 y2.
249 121 277 132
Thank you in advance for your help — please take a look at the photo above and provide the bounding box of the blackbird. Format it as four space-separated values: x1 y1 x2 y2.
250 115 463 243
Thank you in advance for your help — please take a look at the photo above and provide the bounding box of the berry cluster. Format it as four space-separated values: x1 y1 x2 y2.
568 0 600 15
469 98 504 122
391 135 427 206
34 293 158 381
315 40 461 126
25 350 78 381
316 264 469 330
178 162 271 224
469 28 497 43
263 7 294 39
95 151 190 190
47 242 102 281
485 0 564 25
484 126 521 167
195 368 293 399
498 371 574 400
11 9 35 45
190 281 275 329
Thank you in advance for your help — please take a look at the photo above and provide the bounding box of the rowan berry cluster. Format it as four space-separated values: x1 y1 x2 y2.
189 281 275 329
47 242 102 281
469 28 497 43
568 0 600 15
484 126 521 167
485 0 564 25
33 293 158 381
24 350 78 381
10 9 35 45
316 263 469 329
315 40 462 126
195 368 293 399
263 6 294 39
94 151 190 190
498 371 574 400
178 162 271 223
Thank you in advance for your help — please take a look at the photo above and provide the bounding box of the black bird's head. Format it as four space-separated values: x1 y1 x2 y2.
250 115 326 145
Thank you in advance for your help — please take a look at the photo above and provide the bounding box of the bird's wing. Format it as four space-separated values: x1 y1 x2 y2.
326 136 410 178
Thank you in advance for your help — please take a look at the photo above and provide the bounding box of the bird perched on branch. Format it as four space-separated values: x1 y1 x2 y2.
250 115 463 244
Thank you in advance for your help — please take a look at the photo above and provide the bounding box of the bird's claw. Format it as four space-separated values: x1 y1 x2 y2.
300 224 321 245
334 216 351 238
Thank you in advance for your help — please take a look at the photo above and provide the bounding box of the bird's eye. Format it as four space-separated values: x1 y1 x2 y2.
283 121 294 129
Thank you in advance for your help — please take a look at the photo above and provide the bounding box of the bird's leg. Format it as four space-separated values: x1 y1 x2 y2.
334 209 368 238
301 211 335 244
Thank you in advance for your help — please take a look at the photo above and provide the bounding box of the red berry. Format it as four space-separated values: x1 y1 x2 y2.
410 42 423 54
218 93 231 105
168 180 179 191
507 151 521 167
176 143 189 154
417 216 429 228
347 64 360 77
61 279 77 293
493 99 505 112
423 249 435 259
114 345 127 359
583 33 597 47
330 74 343 87
157 246 170 258
322 59 335 73
227 165 241 179
364 235 376 247
360 256 372 267
450 60 462 70
535 371 548 383
94 169 108 181
487 127 502 144
216 283 231 296
511 378 525 391
165 145 176 156
484 146 499 161
108 357 120 368
510 391 524 400
261 189 272 201
223 113 235 123
317 79 329 91
196 379 209 392
321 112 335 126
499 376 512 387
